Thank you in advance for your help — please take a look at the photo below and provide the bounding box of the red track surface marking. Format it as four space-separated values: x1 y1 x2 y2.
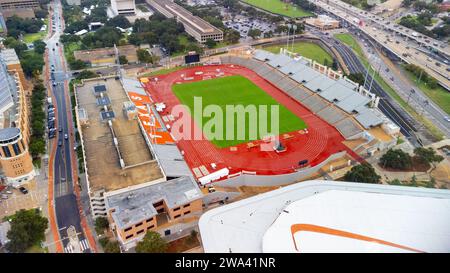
142 65 357 177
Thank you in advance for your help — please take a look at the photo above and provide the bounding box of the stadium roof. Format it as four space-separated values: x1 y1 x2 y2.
253 50 275 62
290 66 321 83
199 181 450 253
354 107 384 128
267 54 293 68
304 75 336 92
279 59 309 75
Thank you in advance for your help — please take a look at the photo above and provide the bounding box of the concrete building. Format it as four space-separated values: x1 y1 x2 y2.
111 0 136 15
199 180 450 253
147 0 223 43
0 0 39 10
0 127 34 186
106 176 203 249
0 49 31 143
74 76 204 250
0 50 33 187
304 14 340 30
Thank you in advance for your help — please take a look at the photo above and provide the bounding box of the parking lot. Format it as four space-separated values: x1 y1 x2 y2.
0 180 47 218
223 15 277 39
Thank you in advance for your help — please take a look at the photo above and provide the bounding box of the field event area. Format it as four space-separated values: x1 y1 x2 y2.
172 75 307 148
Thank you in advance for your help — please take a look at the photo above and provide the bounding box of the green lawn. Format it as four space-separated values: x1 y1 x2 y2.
402 67 450 115
172 75 307 147
334 33 445 140
263 41 333 66
242 0 312 18
23 18 48 43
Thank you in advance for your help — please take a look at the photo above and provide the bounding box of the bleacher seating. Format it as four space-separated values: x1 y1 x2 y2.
265 69 285 84
334 118 364 139
317 107 347 125
302 95 329 113
274 78 298 93
286 86 311 101
254 65 273 77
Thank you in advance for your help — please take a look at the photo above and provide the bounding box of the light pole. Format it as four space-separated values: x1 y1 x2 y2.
291 24 297 52
286 24 292 53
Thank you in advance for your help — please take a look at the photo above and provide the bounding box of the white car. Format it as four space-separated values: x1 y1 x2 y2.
444 116 450 122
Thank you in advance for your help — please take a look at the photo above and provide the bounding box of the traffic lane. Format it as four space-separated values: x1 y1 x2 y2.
365 43 450 137
54 193 85 249
316 1 450 86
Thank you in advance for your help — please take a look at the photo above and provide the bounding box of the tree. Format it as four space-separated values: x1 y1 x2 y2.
379 149 412 170
135 231 168 253
413 147 444 165
68 59 87 70
205 38 216 49
136 48 153 63
343 163 381 184
33 40 46 55
6 209 48 253
347 73 365 85
29 138 45 157
104 241 121 253
119 55 128 65
76 70 98 80
94 217 109 234
247 28 261 39
106 15 131 29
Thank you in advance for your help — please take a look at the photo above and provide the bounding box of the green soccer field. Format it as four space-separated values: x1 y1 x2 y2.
172 75 307 148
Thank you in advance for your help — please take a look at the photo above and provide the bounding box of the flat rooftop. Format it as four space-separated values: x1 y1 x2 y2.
151 0 222 35
76 77 164 193
199 181 450 253
0 49 20 65
106 176 203 229
74 45 138 63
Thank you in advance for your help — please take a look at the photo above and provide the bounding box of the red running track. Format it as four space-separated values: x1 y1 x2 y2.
143 65 355 176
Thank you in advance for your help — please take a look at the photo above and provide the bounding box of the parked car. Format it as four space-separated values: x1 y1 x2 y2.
1 194 8 199
18 187 28 194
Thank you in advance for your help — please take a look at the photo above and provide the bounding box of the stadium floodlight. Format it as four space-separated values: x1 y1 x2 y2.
286 24 292 51
291 25 298 52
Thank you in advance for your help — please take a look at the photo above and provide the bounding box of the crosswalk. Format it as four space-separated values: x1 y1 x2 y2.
80 239 90 252
64 239 90 253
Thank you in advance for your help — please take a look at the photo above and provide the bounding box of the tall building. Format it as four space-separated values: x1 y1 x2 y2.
0 49 33 186
110 0 136 15
0 127 34 186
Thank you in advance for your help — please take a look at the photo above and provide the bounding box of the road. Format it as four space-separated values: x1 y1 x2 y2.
309 29 421 145
46 0 91 253
310 0 450 90
353 31 450 139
